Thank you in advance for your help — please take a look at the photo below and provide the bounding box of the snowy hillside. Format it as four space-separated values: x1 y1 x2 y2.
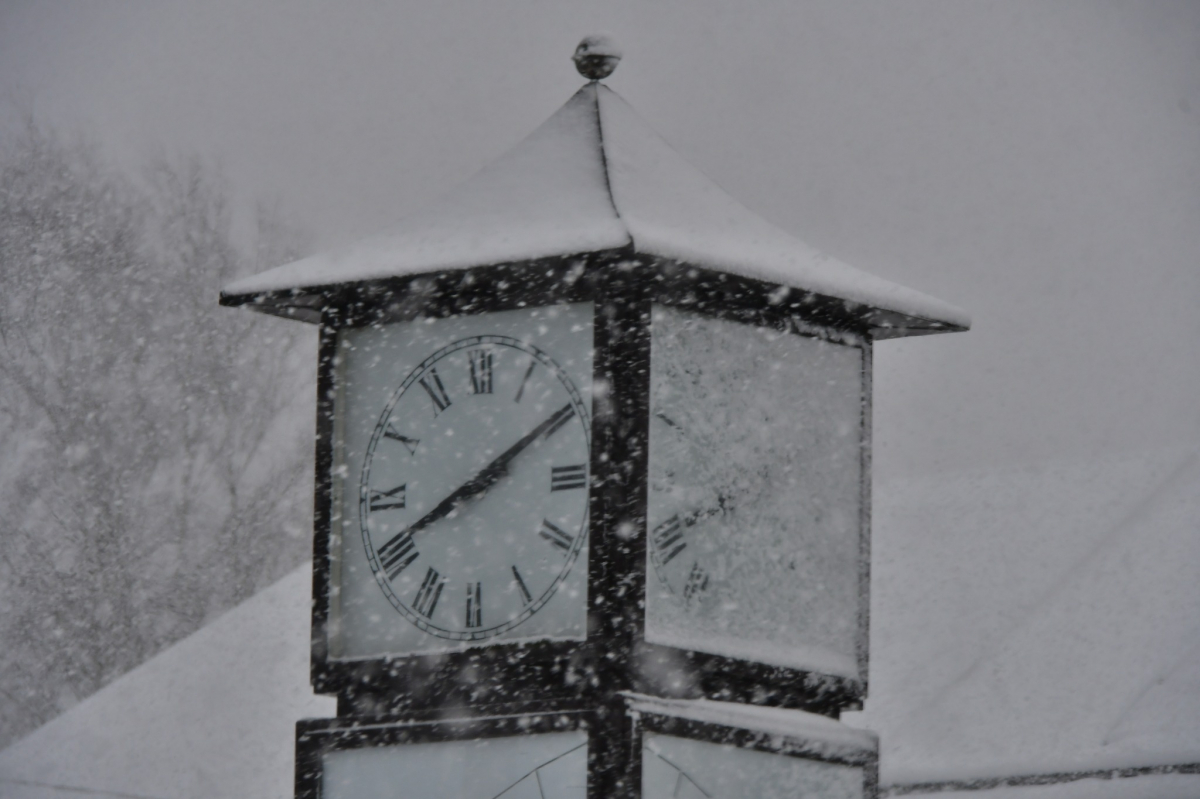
0 566 335 799
848 447 1200 792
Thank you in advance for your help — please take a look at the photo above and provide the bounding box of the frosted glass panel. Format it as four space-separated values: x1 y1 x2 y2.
323 731 587 799
642 732 863 799
646 305 864 677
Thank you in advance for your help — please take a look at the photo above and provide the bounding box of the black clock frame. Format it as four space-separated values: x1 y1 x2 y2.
246 247 888 724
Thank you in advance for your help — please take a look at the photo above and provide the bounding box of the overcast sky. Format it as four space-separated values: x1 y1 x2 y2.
2 1 1198 481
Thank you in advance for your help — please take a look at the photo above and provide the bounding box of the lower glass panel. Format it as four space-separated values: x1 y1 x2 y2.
322 731 587 799
642 732 863 799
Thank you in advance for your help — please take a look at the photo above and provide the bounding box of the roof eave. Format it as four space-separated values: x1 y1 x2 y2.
220 249 969 341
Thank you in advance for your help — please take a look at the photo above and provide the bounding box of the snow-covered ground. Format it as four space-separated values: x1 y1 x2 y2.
0 566 335 799
846 446 1200 794
1 448 1196 798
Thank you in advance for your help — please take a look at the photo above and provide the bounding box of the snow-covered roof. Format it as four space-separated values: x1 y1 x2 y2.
847 447 1200 791
222 83 968 333
0 565 336 799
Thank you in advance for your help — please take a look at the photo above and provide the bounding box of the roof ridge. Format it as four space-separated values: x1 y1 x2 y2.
589 82 626 235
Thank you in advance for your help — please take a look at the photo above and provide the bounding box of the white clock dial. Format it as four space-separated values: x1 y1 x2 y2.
331 304 594 658
360 335 590 641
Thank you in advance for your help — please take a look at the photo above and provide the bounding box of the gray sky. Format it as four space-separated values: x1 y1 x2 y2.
3 0 1198 480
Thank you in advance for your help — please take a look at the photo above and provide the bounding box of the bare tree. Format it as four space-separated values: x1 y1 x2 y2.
0 120 315 747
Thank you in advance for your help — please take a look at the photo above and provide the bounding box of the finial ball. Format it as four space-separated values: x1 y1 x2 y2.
573 35 622 80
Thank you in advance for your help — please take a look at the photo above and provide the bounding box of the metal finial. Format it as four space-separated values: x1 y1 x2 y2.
573 35 622 80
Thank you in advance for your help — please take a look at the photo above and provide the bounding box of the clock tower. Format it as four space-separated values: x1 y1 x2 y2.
221 36 968 799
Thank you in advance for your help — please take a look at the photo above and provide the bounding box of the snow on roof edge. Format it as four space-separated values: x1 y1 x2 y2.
624 693 878 757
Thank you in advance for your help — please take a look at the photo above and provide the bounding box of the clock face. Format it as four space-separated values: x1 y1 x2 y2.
645 304 866 679
360 335 590 641
331 305 593 658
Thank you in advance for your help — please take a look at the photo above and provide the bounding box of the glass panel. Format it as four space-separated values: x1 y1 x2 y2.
331 303 593 658
646 305 864 677
642 732 863 799
323 731 587 799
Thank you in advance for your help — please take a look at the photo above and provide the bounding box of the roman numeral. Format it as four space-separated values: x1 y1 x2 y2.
412 567 444 617
538 519 575 552
683 561 710 603
468 349 493 394
465 582 482 628
369 483 406 511
550 464 587 492
383 423 419 455
654 411 682 430
378 530 418 580
652 516 687 565
418 368 451 415
514 360 536 403
511 565 533 605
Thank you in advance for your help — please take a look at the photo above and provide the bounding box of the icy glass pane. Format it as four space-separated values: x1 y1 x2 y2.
323 731 587 799
332 304 593 658
642 732 863 799
646 305 864 677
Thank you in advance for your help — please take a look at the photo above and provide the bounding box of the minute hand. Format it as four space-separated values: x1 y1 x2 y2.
403 402 578 538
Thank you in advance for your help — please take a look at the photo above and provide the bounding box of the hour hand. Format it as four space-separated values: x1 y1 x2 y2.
402 402 577 537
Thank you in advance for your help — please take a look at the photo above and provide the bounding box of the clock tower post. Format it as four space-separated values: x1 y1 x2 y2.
221 36 968 799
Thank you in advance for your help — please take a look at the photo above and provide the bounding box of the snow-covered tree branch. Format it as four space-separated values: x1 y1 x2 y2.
0 119 316 748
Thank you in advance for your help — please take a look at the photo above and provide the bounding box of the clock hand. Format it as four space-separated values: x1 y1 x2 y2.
400 402 578 539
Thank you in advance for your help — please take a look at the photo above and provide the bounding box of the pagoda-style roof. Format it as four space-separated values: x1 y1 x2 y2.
222 82 968 335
